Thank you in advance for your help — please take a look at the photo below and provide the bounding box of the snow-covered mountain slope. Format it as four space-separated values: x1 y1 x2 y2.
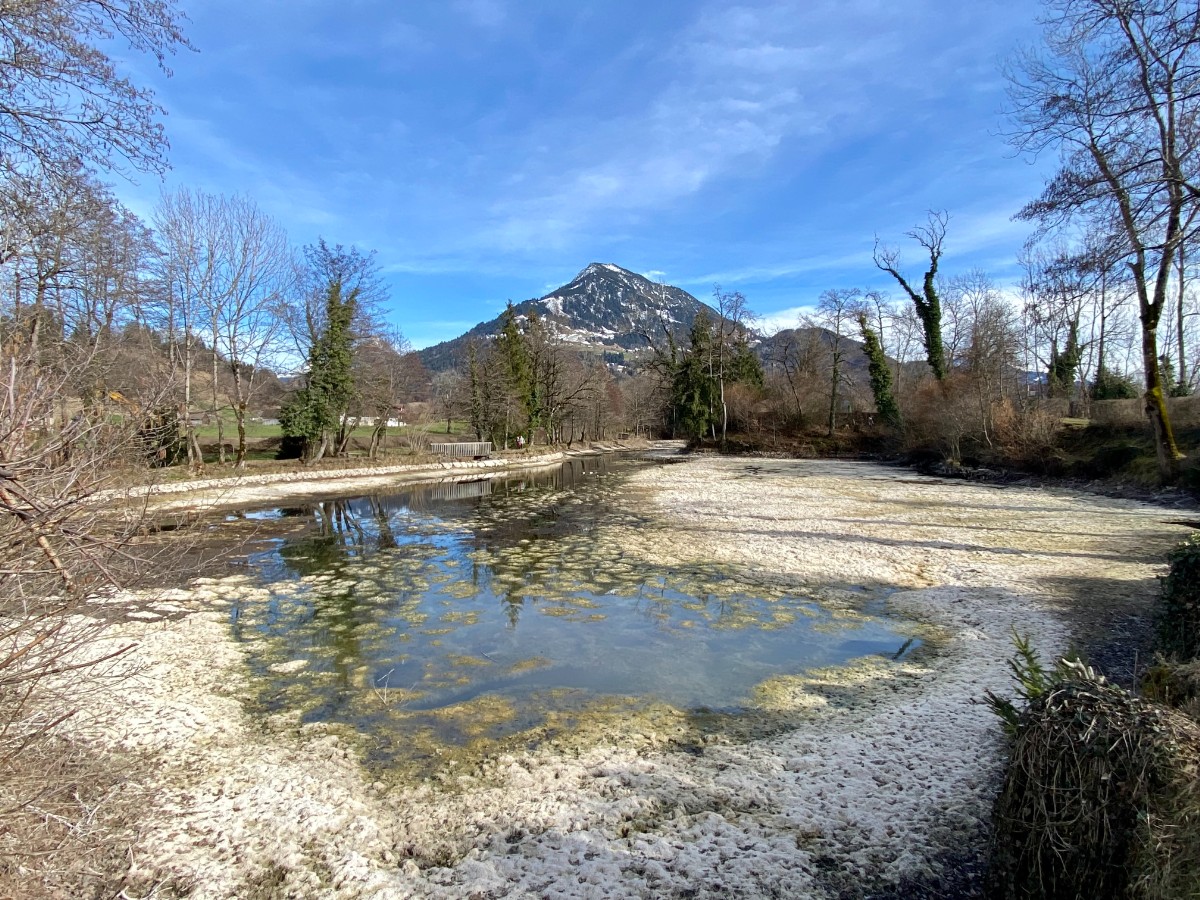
417 263 713 371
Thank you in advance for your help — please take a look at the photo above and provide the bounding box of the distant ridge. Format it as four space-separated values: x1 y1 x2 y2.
417 263 714 371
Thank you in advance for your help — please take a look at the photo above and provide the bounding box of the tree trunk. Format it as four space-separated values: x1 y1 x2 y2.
183 344 203 472
1178 243 1188 393
827 356 840 437
234 402 247 468
335 413 359 457
187 422 204 471
1096 271 1108 393
212 333 224 465
1141 313 1183 481
231 365 248 469
310 433 329 463
720 378 727 444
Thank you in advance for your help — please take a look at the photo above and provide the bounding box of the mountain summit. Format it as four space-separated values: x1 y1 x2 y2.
417 263 713 371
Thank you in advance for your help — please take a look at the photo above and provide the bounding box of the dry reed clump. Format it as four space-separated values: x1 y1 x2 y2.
987 664 1200 900
0 733 151 900
1142 659 1200 723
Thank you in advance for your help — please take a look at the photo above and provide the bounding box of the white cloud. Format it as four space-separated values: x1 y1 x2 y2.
470 0 1009 259
757 305 818 334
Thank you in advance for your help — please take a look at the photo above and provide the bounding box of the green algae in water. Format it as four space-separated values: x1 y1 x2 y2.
230 456 920 769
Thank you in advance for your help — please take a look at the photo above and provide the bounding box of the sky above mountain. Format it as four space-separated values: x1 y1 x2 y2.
116 0 1052 348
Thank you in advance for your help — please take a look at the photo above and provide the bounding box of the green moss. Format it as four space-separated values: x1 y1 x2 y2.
508 656 553 674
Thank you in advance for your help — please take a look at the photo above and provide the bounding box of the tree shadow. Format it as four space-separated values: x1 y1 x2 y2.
1034 572 1162 686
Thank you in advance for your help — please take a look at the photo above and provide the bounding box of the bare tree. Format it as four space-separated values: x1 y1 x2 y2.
712 287 757 443
811 288 863 435
0 0 190 185
153 191 293 467
942 270 1023 445
874 211 950 381
762 326 824 426
211 197 291 466
620 371 668 437
431 369 465 435
1007 0 1199 479
151 188 216 469
356 328 424 459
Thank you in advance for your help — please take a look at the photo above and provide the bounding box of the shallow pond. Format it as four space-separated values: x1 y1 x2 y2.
229 455 918 768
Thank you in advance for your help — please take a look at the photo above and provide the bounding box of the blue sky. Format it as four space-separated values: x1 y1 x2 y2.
116 0 1052 348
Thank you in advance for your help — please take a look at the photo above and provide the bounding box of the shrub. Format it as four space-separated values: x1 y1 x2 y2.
1157 534 1200 661
987 651 1200 900
1141 659 1200 722
1092 369 1140 400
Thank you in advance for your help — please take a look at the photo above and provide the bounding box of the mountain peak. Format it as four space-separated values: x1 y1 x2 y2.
416 263 714 371
577 262 634 279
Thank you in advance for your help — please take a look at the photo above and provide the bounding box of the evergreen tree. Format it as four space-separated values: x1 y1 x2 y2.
1047 321 1083 400
857 312 901 428
1092 366 1139 400
728 334 764 389
671 312 720 439
280 280 357 460
666 310 765 440
494 303 536 442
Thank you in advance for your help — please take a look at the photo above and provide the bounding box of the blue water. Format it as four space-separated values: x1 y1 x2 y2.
228 456 916 763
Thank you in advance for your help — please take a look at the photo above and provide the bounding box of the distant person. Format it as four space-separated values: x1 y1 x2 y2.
516 435 525 449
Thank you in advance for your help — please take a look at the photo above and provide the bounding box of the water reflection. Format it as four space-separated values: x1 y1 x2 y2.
231 456 917 767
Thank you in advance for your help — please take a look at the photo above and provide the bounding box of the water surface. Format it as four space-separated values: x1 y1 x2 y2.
229 456 916 767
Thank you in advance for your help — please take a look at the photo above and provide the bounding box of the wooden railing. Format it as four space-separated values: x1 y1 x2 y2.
429 441 493 458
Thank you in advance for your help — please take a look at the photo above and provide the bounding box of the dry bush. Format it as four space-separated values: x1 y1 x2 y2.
1 338 184 894
0 734 154 900
900 375 1064 470
1154 534 1200 661
1142 659 1200 722
988 663 1200 900
989 398 1062 468
900 375 983 464
723 381 763 434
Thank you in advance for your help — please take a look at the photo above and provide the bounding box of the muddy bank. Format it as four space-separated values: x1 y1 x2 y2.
65 455 1191 898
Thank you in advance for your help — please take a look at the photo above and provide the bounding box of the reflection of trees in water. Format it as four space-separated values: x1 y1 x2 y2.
278 500 366 577
501 588 524 628
368 496 398 550
266 454 676 633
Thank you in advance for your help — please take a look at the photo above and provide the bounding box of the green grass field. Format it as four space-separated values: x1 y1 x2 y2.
193 418 475 442
183 416 478 467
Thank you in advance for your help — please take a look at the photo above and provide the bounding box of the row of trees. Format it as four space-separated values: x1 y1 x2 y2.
1006 0 1200 479
750 0 1200 481
2 171 421 470
462 304 619 448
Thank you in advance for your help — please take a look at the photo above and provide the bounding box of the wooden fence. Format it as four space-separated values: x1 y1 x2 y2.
429 441 493 458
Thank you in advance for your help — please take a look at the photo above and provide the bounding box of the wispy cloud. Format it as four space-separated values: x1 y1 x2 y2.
118 0 1047 344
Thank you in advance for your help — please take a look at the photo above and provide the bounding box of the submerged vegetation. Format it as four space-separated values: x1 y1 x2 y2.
231 459 918 775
